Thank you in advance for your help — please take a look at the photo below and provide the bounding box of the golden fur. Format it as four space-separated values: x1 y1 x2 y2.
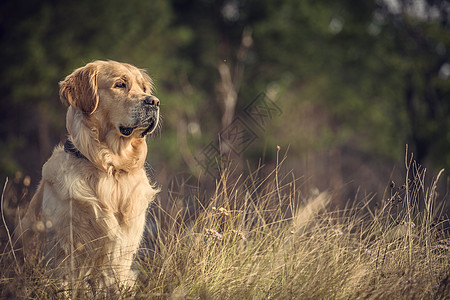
18 60 160 289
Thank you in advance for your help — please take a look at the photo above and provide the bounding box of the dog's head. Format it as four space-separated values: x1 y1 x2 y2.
60 60 160 139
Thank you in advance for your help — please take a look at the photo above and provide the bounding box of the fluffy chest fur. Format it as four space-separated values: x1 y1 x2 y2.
42 146 155 237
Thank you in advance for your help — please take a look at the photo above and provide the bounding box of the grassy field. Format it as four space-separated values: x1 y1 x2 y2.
1 153 449 299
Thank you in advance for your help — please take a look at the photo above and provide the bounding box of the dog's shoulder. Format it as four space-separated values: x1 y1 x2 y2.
42 146 68 179
42 145 65 182
42 145 97 200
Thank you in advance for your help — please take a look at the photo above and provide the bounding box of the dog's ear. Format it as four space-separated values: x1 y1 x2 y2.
59 63 99 115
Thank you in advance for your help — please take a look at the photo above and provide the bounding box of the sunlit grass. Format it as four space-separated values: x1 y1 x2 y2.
1 152 449 299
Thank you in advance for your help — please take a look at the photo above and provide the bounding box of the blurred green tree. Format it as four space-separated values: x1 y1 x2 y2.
246 0 449 169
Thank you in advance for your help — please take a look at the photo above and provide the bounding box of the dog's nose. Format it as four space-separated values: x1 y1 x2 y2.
143 96 160 107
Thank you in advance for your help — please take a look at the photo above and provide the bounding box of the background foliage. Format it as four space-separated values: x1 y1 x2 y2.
0 0 449 205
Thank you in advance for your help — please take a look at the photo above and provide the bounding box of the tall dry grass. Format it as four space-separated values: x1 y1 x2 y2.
1 150 449 299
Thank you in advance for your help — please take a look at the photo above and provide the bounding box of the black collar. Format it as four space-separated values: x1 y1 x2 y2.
64 139 88 161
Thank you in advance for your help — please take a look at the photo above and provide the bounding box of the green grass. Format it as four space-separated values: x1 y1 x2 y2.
1 154 449 299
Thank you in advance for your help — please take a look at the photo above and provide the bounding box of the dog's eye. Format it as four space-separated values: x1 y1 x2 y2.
114 81 127 89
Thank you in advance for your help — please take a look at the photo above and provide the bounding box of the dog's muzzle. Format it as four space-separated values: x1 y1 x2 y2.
119 96 160 137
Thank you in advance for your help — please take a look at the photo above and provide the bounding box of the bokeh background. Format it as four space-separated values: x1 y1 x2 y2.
0 0 449 208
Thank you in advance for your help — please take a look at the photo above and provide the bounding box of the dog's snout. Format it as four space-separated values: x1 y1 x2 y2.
143 96 160 107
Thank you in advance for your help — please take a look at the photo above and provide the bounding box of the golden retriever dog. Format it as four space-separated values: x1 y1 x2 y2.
18 60 160 291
